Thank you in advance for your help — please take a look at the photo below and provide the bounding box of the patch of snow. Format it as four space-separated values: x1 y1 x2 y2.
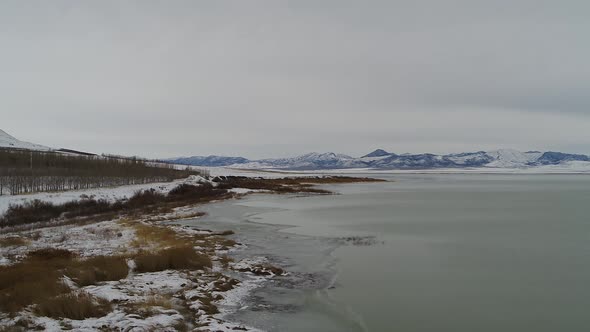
0 219 134 264
229 188 272 194
70 309 184 332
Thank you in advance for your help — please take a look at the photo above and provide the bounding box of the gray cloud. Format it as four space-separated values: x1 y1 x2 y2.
1 0 589 158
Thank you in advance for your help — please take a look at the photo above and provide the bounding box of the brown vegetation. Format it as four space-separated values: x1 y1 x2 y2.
65 256 129 287
130 222 190 249
134 246 212 273
35 292 111 320
0 248 128 315
0 236 29 247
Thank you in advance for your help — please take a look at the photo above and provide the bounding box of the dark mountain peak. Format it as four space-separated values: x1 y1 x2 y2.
535 151 590 165
362 149 391 158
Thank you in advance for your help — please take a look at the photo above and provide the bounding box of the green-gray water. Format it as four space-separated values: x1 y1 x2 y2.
187 174 590 331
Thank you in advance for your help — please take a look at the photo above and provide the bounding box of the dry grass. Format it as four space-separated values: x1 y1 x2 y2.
65 256 129 287
134 246 212 273
130 222 191 249
35 292 111 320
27 248 77 260
129 220 237 253
0 259 69 314
122 294 176 318
0 236 29 247
143 295 174 309
0 248 128 314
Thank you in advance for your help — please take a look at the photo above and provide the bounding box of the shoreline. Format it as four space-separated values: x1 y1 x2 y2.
0 176 379 331
186 193 374 332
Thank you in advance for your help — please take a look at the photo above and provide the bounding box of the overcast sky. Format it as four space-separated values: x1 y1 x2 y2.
1 1 589 159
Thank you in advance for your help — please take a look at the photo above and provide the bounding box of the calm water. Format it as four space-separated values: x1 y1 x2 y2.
186 174 590 331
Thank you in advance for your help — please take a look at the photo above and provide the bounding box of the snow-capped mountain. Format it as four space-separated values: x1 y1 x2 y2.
167 148 590 170
169 155 250 167
257 152 367 169
0 129 50 151
485 149 542 168
534 151 590 165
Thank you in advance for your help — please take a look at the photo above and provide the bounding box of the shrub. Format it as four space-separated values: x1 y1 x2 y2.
126 189 165 209
131 223 188 249
0 249 128 313
167 183 228 202
65 256 129 287
62 199 116 219
1 200 63 227
0 262 68 314
27 248 77 261
35 292 111 320
134 246 212 273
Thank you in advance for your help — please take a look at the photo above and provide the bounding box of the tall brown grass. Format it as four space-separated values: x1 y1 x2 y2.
0 248 128 315
65 256 129 287
35 292 111 320
134 246 212 273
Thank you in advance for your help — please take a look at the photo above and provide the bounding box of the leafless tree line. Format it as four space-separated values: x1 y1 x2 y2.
0 149 204 196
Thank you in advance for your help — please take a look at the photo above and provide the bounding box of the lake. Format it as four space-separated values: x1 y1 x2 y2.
184 174 590 331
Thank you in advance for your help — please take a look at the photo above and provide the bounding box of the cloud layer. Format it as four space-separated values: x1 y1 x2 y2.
1 1 589 158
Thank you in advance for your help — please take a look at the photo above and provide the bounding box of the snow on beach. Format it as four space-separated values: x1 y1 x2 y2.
0 211 275 331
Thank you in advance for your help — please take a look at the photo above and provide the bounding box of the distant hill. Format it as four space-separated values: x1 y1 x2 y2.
0 129 51 151
167 148 590 170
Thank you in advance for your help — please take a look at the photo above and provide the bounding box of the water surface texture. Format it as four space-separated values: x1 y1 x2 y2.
191 174 590 331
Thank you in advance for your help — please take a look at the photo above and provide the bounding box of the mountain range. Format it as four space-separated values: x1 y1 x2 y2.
2 129 589 171
168 149 590 170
